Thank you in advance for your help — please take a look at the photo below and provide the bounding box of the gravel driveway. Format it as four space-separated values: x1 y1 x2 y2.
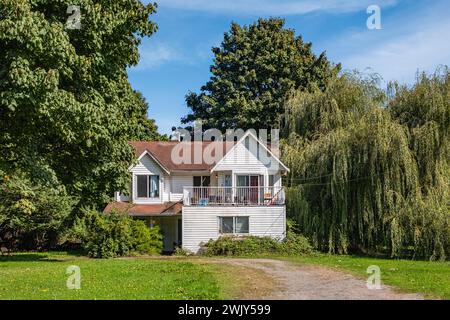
219 258 423 300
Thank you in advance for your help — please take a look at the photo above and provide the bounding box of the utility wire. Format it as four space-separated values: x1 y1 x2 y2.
286 176 371 187
286 173 334 181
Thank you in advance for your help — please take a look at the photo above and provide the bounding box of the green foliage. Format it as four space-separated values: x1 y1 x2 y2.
83 211 133 258
388 68 450 192
131 220 163 255
0 170 74 250
280 221 313 255
173 246 193 256
182 18 339 131
399 191 450 261
0 0 162 210
203 227 312 256
203 236 278 256
283 70 450 260
128 91 169 142
75 209 163 258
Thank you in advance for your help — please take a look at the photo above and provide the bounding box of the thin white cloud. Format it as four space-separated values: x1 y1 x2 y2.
155 0 398 16
342 23 450 83
324 2 450 83
132 43 183 70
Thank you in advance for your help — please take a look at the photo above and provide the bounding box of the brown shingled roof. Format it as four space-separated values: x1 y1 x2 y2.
129 141 236 172
103 201 182 216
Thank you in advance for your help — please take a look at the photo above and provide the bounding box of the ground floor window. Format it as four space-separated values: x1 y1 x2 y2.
219 216 249 234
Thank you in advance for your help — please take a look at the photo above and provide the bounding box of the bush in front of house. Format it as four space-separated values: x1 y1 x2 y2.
203 232 312 257
278 231 313 255
202 233 312 256
173 246 193 256
202 219 312 256
203 236 278 256
72 209 163 258
131 220 163 255
0 170 74 251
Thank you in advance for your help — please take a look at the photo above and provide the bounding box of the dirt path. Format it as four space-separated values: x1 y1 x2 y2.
217 258 423 300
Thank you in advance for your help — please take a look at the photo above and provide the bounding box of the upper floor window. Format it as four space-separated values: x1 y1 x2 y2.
136 175 159 198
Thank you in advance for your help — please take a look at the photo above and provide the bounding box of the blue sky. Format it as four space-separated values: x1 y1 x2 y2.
127 0 450 135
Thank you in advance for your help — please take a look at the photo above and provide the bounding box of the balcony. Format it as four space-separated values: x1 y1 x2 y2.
182 186 285 206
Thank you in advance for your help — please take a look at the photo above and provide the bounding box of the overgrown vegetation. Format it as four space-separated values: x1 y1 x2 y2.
283 69 450 260
0 170 74 250
70 209 163 258
203 221 312 256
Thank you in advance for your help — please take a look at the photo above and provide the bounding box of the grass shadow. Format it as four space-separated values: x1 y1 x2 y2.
0 253 55 262
0 250 86 262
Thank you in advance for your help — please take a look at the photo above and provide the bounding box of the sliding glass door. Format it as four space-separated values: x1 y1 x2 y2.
236 175 262 204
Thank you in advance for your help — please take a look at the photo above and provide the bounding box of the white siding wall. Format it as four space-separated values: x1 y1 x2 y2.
170 175 193 201
214 143 268 174
213 137 285 189
182 206 286 253
162 174 170 202
169 174 216 201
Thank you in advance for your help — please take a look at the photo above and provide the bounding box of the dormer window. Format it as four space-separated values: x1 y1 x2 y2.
136 175 159 198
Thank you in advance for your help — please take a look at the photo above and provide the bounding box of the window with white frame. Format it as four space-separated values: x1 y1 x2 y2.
219 216 249 234
136 175 159 198
193 176 210 187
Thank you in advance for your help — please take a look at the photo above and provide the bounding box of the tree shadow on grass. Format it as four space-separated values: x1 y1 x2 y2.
0 250 86 262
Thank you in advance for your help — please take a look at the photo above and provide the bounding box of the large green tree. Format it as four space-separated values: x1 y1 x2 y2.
388 68 450 192
0 0 161 209
182 18 339 131
283 71 449 260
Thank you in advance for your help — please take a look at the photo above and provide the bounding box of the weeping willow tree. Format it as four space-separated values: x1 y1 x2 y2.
282 69 449 260
389 68 450 192
388 68 450 259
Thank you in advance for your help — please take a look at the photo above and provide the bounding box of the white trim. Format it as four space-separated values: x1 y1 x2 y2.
210 131 290 173
218 216 250 235
134 173 162 202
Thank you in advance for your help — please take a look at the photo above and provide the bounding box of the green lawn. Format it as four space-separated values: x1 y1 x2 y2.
0 252 227 300
279 254 450 299
1 252 448 300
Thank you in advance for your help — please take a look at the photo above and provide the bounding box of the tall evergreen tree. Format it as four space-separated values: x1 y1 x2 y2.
182 18 339 131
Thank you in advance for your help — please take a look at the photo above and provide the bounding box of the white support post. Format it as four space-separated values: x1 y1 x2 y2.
231 171 236 204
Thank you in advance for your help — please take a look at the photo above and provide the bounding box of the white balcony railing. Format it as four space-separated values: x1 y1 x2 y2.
182 186 285 206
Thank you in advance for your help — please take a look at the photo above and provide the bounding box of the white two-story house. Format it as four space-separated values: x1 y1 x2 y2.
104 131 289 253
